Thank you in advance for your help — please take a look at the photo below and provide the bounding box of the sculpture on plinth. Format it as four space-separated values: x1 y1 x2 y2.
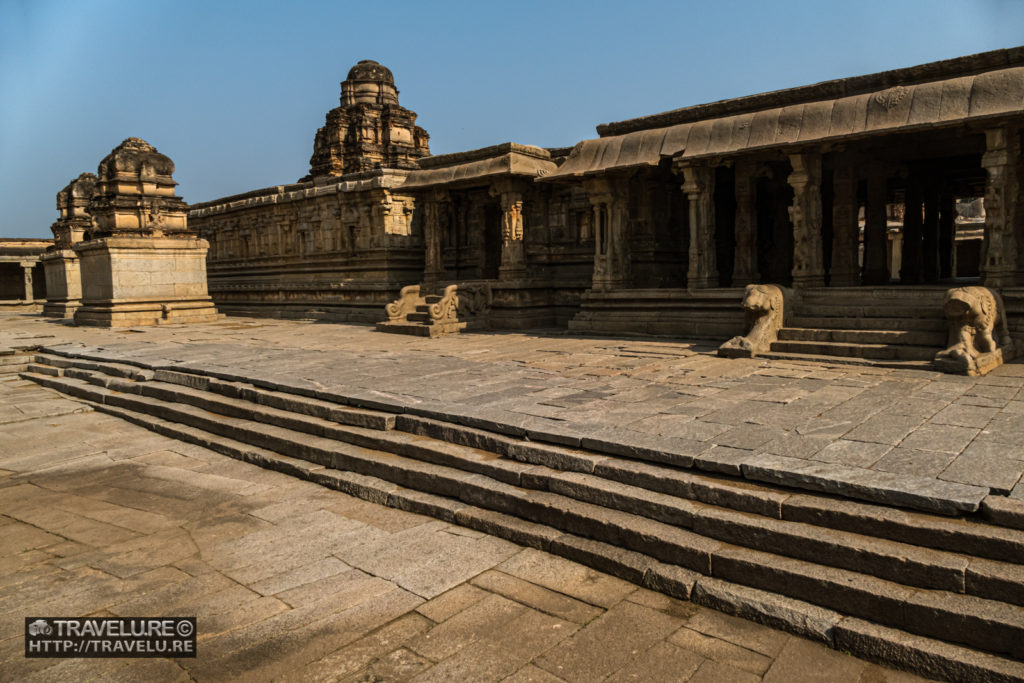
718 284 789 358
934 286 1015 376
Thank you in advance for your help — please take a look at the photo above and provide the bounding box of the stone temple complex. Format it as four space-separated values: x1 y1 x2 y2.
0 47 1018 365
175 48 1024 377
6 47 1024 681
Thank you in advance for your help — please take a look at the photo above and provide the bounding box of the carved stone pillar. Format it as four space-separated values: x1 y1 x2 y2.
787 153 825 287
584 177 630 291
863 164 889 285
423 190 448 284
981 127 1020 288
901 176 924 284
939 191 955 280
489 182 527 281
923 182 940 282
830 163 860 286
21 262 34 302
680 165 717 289
732 161 758 286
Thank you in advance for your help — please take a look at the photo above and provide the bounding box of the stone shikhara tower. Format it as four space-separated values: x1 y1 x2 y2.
73 138 219 327
304 59 430 179
41 172 96 318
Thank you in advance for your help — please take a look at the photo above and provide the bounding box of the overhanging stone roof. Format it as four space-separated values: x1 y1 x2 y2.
401 143 557 189
544 49 1024 180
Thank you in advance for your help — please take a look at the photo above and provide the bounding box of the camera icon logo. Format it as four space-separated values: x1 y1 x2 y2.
28 620 52 637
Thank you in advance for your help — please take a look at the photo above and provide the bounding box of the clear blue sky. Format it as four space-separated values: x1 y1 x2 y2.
2 0 1022 238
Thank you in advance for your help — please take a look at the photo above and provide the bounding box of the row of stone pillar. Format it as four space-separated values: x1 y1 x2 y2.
585 124 1019 292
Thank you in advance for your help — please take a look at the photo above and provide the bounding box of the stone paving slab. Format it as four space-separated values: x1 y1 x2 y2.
0 361 932 681
4 314 1019 512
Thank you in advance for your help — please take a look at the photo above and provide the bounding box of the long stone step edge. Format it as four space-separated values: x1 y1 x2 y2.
28 359 1024 566
36 367 1020 599
63 396 1024 683
35 345 995 520
23 369 1024 668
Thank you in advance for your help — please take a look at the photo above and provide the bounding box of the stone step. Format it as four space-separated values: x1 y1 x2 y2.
30 354 1020 553
19 369 1024 668
770 339 940 361
52 400 1024 683
53 368 1013 597
374 321 443 337
788 316 947 332
777 327 946 347
794 304 945 319
755 350 937 371
796 288 949 304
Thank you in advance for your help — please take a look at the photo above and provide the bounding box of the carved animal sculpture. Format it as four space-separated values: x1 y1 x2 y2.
934 286 1012 375
718 284 786 358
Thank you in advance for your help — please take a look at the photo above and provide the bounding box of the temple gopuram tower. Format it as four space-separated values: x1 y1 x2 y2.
41 172 96 318
73 138 219 327
305 59 430 178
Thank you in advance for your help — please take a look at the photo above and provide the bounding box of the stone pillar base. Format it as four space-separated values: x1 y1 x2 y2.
42 301 81 318
74 300 219 328
73 236 219 328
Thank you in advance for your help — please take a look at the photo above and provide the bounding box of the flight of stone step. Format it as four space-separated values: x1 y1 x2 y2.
13 349 1024 683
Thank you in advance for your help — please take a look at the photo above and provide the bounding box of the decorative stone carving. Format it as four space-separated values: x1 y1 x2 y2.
429 284 459 323
583 177 630 291
787 153 825 287
980 127 1020 288
305 60 430 179
934 286 1015 376
377 281 490 337
678 164 717 289
385 284 420 321
718 284 789 358
454 282 492 318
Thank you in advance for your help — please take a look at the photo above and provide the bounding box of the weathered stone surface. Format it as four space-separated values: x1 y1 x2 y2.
470 569 603 624
981 494 1024 530
691 577 841 645
742 453 988 514
497 548 635 609
534 601 686 683
834 617 1024 683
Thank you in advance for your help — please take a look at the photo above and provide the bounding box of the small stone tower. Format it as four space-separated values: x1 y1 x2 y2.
73 137 218 327
86 137 190 238
305 60 430 179
40 172 97 317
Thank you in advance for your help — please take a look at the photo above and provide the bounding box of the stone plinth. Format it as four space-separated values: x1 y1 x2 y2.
41 250 82 318
74 236 217 327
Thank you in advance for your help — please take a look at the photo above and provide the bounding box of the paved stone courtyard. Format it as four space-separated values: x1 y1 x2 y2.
1 362 930 681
